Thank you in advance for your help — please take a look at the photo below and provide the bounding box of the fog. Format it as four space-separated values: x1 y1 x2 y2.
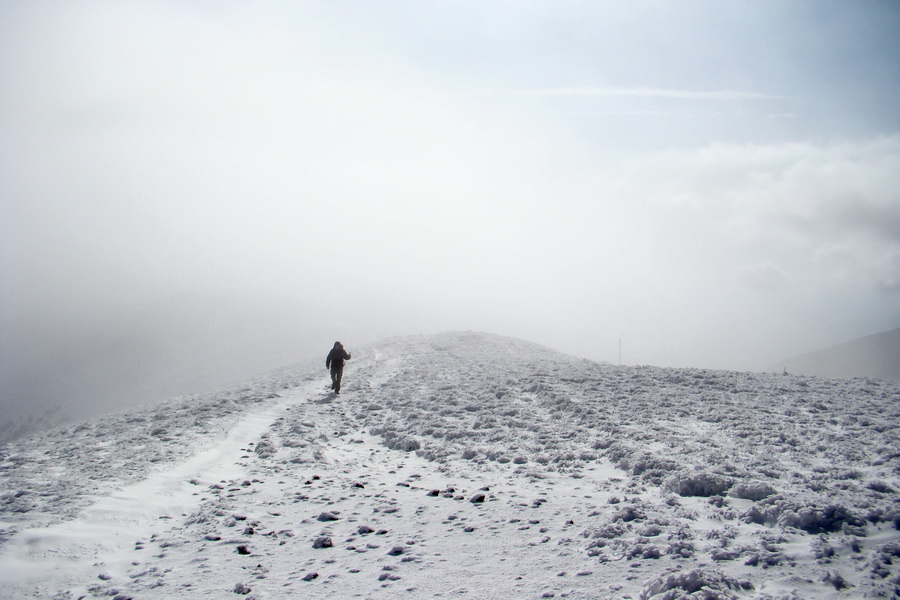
2 1 899 427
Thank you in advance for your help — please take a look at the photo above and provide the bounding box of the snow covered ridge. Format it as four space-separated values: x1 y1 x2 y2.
0 331 898 599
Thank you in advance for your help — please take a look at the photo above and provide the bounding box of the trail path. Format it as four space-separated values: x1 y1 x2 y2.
0 379 320 598
0 364 629 600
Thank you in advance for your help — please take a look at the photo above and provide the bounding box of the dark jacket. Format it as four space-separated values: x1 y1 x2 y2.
326 346 351 370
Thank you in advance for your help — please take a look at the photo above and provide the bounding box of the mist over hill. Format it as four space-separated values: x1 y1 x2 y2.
2 331 898 599
4 323 898 446
776 327 900 382
0 294 379 444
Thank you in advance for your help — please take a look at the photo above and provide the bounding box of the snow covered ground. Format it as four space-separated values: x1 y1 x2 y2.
1 331 898 599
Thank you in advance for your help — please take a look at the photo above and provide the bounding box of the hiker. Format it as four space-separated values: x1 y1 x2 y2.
326 341 351 393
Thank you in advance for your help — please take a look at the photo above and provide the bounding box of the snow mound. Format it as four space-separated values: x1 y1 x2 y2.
667 472 735 497
639 567 752 599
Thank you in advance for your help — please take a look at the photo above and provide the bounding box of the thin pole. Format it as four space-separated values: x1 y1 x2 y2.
619 338 622 365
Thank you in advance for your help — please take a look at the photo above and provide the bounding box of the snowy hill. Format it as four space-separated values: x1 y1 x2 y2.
776 328 900 382
1 331 898 599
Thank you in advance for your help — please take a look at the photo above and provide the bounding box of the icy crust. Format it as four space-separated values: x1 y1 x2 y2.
355 333 898 497
346 332 900 597
639 567 753 599
0 366 313 539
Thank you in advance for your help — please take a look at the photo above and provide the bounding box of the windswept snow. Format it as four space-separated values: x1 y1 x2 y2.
0 331 898 599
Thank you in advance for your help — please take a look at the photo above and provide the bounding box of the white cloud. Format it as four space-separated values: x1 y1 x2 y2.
596 136 900 292
473 87 788 101
738 263 788 291
536 135 900 367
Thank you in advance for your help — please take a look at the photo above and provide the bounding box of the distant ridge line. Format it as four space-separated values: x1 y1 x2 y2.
776 327 900 382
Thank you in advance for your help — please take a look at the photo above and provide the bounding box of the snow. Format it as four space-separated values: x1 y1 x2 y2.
0 331 898 599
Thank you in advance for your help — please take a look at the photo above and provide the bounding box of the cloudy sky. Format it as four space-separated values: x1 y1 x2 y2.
2 1 898 421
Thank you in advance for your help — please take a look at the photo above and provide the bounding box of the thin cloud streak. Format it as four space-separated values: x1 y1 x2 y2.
468 87 789 101
548 109 796 119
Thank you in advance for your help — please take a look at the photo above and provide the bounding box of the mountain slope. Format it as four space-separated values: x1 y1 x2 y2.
1 331 898 599
777 327 900 381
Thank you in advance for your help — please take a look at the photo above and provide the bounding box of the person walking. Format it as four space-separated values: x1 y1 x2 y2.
326 341 351 394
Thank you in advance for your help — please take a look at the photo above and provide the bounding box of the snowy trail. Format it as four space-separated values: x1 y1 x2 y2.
50 375 632 600
0 379 321 598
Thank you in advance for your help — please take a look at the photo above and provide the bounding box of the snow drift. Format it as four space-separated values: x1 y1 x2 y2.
0 331 898 599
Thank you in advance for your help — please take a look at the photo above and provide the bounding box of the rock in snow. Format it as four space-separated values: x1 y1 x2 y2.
312 536 333 549
232 582 252 595
0 331 898 599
